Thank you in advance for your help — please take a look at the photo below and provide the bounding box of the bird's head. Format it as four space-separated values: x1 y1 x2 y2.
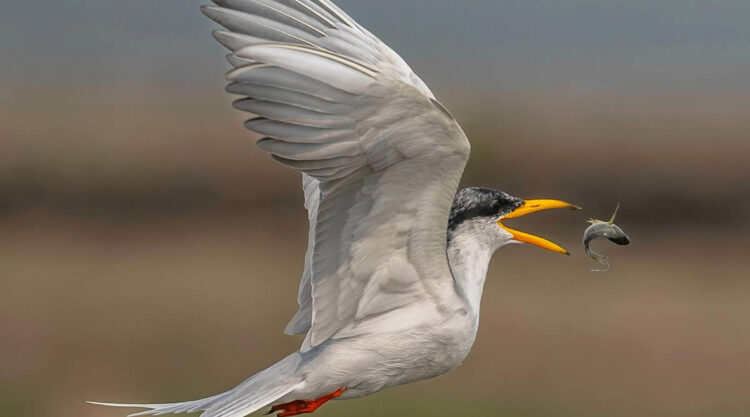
447 187 580 254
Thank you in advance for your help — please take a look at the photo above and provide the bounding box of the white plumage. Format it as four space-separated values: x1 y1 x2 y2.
91 1 579 416
202 0 472 353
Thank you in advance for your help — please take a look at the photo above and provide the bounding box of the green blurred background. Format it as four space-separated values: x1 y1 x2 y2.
2 1 749 416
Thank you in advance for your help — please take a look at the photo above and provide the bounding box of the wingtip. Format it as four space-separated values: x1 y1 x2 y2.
210 28 224 40
200 4 222 21
234 45 257 60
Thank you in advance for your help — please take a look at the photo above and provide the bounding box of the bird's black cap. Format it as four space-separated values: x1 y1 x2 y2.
448 187 523 234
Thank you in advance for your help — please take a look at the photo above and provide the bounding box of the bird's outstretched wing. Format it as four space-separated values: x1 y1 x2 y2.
202 0 471 352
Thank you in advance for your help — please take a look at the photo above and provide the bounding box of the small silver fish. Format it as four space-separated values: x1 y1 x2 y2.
583 203 630 272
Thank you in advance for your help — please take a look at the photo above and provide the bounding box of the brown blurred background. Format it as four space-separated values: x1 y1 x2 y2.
1 1 749 416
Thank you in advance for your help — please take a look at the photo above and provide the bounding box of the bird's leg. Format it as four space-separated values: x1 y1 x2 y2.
267 388 346 417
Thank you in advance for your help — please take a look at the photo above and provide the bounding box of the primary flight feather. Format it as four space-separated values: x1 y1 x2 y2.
90 1 579 416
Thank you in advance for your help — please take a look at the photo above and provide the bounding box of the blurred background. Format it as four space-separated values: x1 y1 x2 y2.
2 1 749 416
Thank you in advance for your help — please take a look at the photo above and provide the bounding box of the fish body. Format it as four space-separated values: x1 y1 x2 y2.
583 204 630 272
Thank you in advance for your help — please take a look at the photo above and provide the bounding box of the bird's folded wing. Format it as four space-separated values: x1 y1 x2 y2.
203 0 471 352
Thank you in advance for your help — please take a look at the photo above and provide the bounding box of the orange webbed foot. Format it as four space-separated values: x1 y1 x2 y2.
267 388 345 417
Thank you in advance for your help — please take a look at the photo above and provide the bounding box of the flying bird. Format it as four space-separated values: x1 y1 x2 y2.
91 1 580 416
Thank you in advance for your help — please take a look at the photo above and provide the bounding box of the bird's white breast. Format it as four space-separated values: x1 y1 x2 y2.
289 304 477 400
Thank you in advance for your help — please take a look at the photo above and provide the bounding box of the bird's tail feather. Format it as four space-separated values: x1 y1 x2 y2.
89 353 305 417
87 392 229 416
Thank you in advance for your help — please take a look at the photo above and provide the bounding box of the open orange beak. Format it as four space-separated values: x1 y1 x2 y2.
497 199 581 255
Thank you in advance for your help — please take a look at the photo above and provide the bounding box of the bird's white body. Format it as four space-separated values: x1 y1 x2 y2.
284 310 475 401
281 220 502 403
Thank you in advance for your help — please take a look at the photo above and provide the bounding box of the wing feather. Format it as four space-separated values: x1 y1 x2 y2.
234 100 353 128
247 120 354 144
203 0 470 351
227 65 356 102
213 0 329 36
227 83 353 114
235 44 377 91
202 5 321 46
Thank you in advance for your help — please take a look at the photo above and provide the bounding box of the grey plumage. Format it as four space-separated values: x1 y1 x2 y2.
88 1 581 417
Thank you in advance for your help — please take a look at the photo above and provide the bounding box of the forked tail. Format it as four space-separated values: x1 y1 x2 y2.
89 353 304 417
